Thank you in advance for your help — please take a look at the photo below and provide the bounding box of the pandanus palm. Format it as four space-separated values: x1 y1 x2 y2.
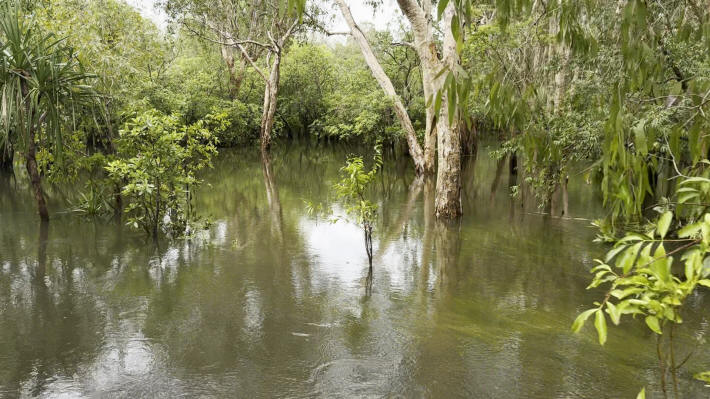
0 2 94 220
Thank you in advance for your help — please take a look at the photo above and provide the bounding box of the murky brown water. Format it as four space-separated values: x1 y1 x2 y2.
0 144 708 398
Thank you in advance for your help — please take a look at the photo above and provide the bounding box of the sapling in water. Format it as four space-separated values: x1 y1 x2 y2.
306 145 382 289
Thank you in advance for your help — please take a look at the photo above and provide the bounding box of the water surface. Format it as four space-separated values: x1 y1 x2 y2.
1 145 708 398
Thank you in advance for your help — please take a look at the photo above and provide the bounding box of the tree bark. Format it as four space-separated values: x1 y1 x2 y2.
20 80 49 221
260 55 281 153
433 3 462 218
334 0 428 174
221 45 246 99
25 127 49 221
393 0 462 217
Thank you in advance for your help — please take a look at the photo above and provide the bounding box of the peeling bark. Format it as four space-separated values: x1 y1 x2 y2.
260 56 281 153
334 0 428 174
221 45 246 98
433 3 462 218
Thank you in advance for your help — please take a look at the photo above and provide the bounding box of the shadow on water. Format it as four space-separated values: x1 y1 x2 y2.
0 143 709 397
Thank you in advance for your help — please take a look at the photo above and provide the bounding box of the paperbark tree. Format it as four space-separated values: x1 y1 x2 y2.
334 0 428 174
165 0 300 153
335 0 463 217
396 0 462 218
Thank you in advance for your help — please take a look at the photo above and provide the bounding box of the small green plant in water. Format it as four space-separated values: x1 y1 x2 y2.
573 174 710 398
334 148 381 265
105 110 221 239
306 145 382 289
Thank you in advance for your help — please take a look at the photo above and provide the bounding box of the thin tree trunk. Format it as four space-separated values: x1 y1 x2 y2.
0 145 13 173
25 127 49 221
20 80 49 220
334 0 428 175
509 153 518 175
490 155 508 203
260 57 281 153
261 149 283 241
561 174 569 217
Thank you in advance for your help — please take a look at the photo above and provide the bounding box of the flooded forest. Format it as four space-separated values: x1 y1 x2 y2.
1 0 710 397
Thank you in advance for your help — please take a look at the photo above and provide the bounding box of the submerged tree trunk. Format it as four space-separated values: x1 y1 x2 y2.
561 174 569 217
490 155 508 203
433 3 462 218
434 114 462 218
25 126 49 221
434 218 461 291
261 150 283 241
21 80 49 221
460 122 478 161
0 145 13 173
395 0 462 217
334 0 428 175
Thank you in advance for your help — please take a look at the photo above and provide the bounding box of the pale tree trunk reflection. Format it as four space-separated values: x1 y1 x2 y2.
434 219 461 291
261 151 283 242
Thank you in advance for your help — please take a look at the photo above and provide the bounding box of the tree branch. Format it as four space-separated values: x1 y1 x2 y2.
236 43 268 82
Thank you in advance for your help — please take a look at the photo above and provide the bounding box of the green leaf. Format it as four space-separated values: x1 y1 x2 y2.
698 279 710 288
605 245 627 263
678 222 701 238
606 302 621 325
437 0 450 19
434 90 443 115
594 310 608 345
656 211 672 239
636 387 645 399
645 316 662 334
571 308 597 333
694 371 710 383
617 242 642 274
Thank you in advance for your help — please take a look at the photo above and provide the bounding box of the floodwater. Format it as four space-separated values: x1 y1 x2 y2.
0 144 708 398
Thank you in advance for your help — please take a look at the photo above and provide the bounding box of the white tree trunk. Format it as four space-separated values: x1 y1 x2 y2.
334 0 428 174
260 55 281 153
433 2 462 218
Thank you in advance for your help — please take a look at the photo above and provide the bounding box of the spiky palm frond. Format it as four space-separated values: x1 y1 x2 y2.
0 0 95 162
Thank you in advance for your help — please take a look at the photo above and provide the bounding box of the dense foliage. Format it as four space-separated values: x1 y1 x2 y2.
106 110 220 237
1 0 709 395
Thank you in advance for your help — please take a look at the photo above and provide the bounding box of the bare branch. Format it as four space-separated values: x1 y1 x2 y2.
236 42 268 82
392 41 415 49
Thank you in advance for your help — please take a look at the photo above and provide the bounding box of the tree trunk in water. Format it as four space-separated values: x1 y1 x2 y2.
561 174 569 217
460 122 478 161
334 0 428 174
260 57 281 153
490 155 508 203
434 115 462 218
433 3 462 219
261 150 283 241
434 218 461 291
35 220 49 284
509 153 518 175
25 129 49 221
419 176 435 288
0 145 13 173
374 175 423 260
